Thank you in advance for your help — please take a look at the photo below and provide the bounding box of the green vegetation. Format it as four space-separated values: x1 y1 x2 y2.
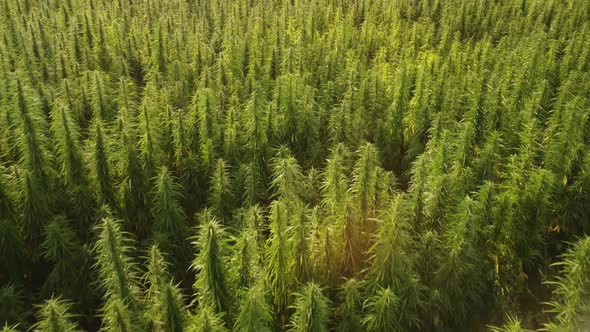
1 0 590 330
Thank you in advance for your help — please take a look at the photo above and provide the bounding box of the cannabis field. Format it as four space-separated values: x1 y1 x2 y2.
1 0 589 330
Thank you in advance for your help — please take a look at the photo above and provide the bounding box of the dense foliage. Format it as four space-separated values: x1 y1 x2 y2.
1 0 590 330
